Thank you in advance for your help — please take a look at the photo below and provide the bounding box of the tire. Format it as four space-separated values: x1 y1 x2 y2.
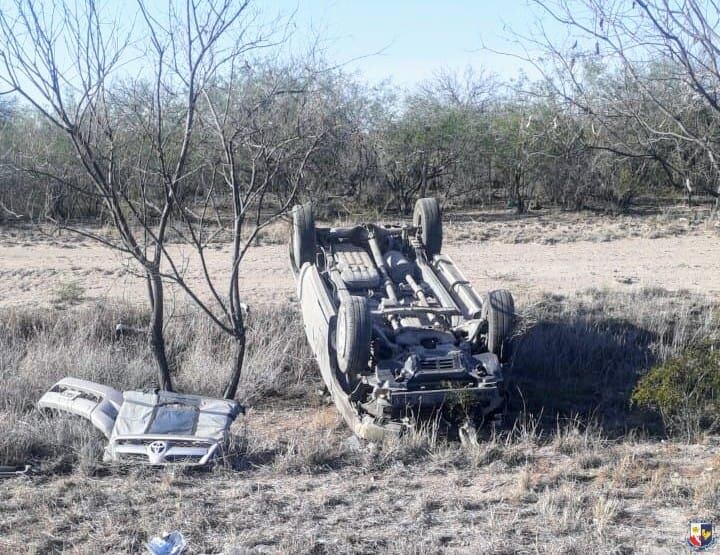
413 197 442 257
291 202 316 272
482 289 515 363
336 295 372 388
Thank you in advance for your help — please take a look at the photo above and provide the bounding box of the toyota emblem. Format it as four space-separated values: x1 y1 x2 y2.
148 440 168 455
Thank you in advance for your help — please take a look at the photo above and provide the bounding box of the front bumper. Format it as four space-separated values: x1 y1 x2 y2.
387 382 504 412
37 378 123 439
106 434 224 466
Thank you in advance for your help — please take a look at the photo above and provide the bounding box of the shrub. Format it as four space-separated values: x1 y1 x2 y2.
511 288 719 432
632 342 720 439
51 280 85 307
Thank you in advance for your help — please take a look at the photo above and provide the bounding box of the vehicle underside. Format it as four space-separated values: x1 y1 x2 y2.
290 198 515 441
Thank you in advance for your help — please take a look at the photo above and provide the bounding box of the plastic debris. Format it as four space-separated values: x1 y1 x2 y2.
146 531 187 555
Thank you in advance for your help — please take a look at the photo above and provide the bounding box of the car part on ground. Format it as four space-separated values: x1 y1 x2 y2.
290 197 516 440
37 377 123 438
146 531 187 555
0 465 30 478
38 378 243 466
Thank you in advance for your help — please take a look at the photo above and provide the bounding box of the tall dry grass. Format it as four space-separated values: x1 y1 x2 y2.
2 290 719 553
511 287 719 435
1 287 717 469
0 303 317 466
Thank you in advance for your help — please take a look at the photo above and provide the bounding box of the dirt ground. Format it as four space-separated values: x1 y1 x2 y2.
4 403 720 554
1 209 719 309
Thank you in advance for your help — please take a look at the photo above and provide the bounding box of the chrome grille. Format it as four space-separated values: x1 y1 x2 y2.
419 356 456 370
164 455 204 463
115 438 211 448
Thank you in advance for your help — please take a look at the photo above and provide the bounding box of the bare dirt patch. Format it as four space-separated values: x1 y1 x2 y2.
1 210 719 310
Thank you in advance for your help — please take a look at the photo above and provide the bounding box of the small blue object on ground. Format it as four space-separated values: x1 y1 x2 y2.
146 531 187 555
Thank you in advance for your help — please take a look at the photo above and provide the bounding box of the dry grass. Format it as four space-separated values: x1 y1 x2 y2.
0 303 318 468
444 205 720 245
511 287 720 435
50 280 86 308
1 289 719 553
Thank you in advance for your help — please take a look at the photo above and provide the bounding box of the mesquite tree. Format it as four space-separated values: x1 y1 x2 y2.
160 61 325 399
0 0 276 392
527 0 720 209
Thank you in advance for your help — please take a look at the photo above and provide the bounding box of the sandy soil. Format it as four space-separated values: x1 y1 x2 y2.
1 218 719 309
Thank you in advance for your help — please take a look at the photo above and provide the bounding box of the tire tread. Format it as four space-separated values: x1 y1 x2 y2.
292 202 315 270
413 198 443 256
483 289 515 363
337 295 372 385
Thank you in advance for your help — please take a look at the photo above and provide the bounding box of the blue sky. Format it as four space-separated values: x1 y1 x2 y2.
272 0 561 86
2 0 571 101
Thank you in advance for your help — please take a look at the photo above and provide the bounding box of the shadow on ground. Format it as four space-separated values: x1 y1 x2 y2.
506 288 717 436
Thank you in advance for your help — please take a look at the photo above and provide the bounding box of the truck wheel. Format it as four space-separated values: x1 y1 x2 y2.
291 202 316 272
482 289 515 363
413 197 442 257
336 295 372 388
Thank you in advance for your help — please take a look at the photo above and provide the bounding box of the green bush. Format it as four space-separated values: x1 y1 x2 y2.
632 342 720 439
51 280 85 307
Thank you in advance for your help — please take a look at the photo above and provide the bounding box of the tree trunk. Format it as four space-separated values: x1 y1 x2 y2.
225 221 246 400
223 322 246 400
401 193 412 215
514 172 525 214
148 269 172 391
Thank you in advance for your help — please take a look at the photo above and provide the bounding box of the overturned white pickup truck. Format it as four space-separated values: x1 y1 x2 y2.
38 378 242 465
290 198 515 440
